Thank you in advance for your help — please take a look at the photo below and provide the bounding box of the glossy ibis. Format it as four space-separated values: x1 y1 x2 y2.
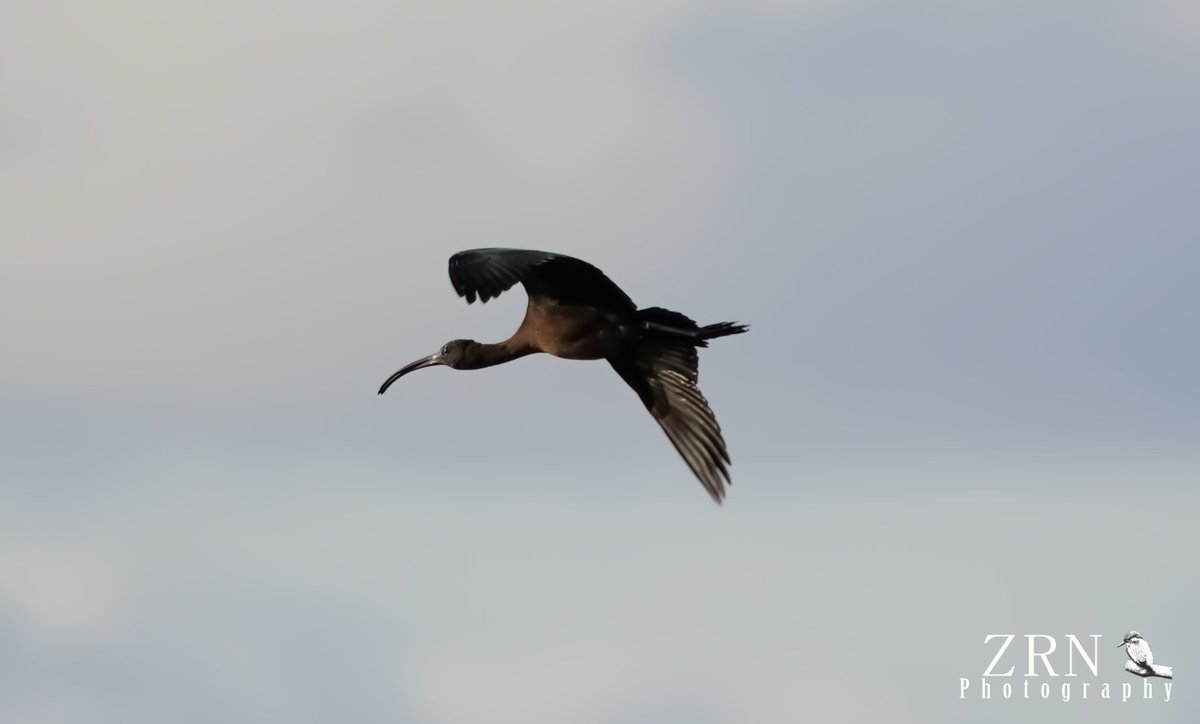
378 248 747 502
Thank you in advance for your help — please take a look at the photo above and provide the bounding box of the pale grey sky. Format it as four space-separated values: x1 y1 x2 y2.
2 1 1198 722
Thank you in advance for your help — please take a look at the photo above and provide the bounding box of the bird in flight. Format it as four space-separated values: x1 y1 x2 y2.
378 248 747 502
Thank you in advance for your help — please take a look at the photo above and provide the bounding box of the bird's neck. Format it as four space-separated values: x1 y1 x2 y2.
465 339 535 369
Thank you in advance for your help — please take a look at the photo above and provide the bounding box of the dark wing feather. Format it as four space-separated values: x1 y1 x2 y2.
448 248 636 311
610 343 732 503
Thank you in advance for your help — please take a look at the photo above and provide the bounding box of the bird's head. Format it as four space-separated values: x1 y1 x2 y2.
378 340 482 394
1119 630 1142 647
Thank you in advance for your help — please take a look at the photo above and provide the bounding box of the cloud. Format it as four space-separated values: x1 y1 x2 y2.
0 548 124 643
408 636 646 724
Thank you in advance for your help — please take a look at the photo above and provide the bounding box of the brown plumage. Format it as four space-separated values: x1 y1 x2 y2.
378 248 748 503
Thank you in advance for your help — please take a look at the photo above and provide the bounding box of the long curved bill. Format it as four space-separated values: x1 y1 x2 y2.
378 353 441 394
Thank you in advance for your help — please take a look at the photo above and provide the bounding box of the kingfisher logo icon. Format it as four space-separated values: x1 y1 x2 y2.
957 631 1176 704
1120 630 1173 679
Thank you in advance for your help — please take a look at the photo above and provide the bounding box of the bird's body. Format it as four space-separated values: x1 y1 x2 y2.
379 248 748 502
1121 632 1153 668
515 297 623 360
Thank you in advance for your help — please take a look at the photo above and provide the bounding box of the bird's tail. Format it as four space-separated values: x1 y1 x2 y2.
697 321 750 340
636 307 749 346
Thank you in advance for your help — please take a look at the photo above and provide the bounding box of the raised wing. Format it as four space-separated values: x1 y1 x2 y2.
448 248 636 311
609 338 733 502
